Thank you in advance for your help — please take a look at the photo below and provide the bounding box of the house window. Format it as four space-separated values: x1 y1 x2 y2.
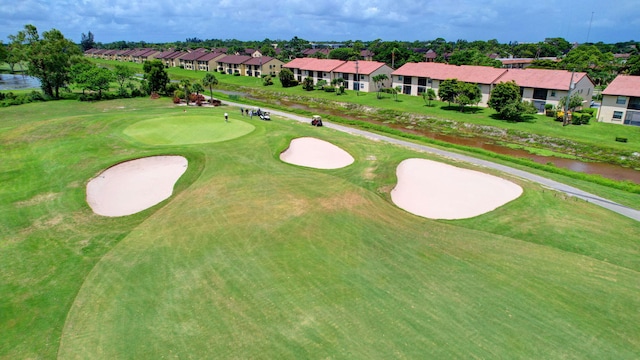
617 96 627 105
551 90 556 97
418 78 427 86
427 78 432 86
613 111 623 120
417 86 426 94
398 76 403 81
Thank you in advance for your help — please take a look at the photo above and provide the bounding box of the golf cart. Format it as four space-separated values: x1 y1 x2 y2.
311 115 323 127
255 108 270 121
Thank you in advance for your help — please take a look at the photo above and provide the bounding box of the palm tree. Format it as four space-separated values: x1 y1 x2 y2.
372 74 388 99
202 73 218 101
179 79 191 105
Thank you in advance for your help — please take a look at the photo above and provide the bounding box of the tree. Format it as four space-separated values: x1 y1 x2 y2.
278 68 296 87
558 93 585 112
302 77 314 91
455 82 482 111
80 31 95 51
202 73 218 100
448 49 502 67
191 82 204 96
329 48 357 61
623 54 640 75
88 67 113 99
113 64 134 92
438 79 459 106
488 81 525 121
179 79 191 105
372 74 389 99
143 59 169 94
331 77 345 94
12 25 81 98
0 42 7 66
423 88 436 106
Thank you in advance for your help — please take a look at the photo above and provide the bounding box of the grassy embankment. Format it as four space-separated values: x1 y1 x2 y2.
1 98 639 358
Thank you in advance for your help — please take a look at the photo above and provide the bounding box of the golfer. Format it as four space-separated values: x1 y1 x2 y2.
224 112 228 122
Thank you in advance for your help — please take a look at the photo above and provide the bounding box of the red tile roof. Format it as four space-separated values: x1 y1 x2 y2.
392 62 507 84
180 51 208 61
334 61 387 75
496 68 590 91
283 57 317 69
602 75 640 97
299 59 346 72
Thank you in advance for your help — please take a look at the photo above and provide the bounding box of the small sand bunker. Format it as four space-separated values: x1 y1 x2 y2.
391 158 522 220
280 137 354 169
86 156 188 217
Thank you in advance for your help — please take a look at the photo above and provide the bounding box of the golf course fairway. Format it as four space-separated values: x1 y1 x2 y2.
1 98 639 359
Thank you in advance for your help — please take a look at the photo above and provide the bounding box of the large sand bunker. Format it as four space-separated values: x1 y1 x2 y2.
86 156 188 217
391 158 523 220
280 137 354 169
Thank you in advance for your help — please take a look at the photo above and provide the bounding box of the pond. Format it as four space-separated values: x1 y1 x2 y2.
0 74 41 90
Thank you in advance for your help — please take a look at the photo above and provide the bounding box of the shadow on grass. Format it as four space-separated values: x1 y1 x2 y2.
440 105 484 114
488 113 537 123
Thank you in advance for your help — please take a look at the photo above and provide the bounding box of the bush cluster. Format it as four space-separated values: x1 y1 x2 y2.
0 91 48 107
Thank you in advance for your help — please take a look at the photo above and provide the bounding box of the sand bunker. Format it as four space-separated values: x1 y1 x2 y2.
280 137 354 169
86 156 188 217
391 158 522 220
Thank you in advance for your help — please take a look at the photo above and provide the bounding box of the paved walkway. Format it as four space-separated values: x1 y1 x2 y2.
224 100 640 222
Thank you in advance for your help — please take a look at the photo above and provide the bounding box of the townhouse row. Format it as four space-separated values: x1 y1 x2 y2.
85 48 638 126
84 48 285 78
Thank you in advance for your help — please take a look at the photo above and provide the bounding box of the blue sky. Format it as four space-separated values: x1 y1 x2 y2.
1 0 637 45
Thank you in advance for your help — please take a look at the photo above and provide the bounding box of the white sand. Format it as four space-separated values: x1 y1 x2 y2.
280 137 354 169
86 156 188 217
391 158 523 220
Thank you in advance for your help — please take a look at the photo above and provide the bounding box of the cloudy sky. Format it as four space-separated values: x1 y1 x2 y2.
1 0 637 45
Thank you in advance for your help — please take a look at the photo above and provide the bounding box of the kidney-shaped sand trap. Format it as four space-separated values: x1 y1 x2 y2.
391 158 523 220
86 156 188 217
280 137 354 169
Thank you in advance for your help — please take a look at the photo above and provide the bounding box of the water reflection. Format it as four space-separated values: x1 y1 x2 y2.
0 74 41 90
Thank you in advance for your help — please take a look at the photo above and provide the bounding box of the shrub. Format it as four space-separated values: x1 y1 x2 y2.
29 91 45 102
583 108 597 116
233 72 240 76
544 103 553 110
522 101 539 114
615 137 628 143
324 87 336 92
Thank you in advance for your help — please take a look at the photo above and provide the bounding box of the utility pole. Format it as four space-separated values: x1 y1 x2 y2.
563 70 575 126
586 11 594 43
355 58 359 96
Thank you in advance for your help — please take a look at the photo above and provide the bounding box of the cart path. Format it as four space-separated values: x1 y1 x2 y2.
223 100 640 222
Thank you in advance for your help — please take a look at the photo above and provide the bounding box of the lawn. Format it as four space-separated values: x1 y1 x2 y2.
1 97 639 359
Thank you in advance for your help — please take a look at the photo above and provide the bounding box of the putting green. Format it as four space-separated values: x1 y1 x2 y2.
123 115 255 145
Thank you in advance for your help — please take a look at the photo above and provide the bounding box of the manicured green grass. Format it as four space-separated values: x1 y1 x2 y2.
2 98 639 359
91 58 640 152
124 112 255 145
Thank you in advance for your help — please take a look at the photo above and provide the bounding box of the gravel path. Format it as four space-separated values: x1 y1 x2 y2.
224 100 640 222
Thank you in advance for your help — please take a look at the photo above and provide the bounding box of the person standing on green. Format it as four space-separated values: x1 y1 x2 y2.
224 112 228 122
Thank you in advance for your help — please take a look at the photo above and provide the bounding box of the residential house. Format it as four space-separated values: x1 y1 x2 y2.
284 58 345 85
196 52 226 72
496 68 594 112
155 50 183 68
131 48 160 63
360 50 375 61
424 49 437 62
391 62 507 105
179 50 207 70
244 56 284 77
333 61 393 92
283 58 392 92
598 75 640 126
164 51 187 68
217 55 252 75
116 49 137 62
302 48 331 58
